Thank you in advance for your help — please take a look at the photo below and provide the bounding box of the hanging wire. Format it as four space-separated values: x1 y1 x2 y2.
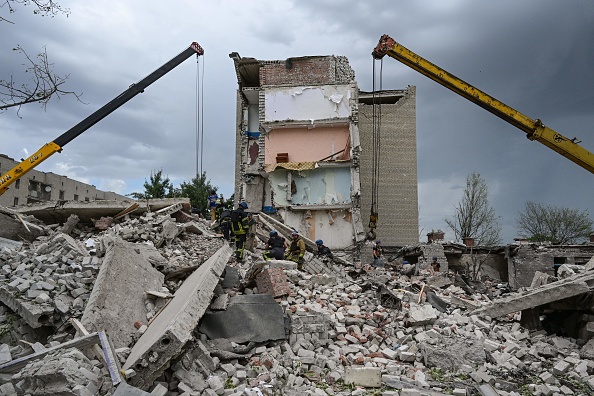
371 58 383 216
195 55 206 177
195 57 201 177
199 55 205 177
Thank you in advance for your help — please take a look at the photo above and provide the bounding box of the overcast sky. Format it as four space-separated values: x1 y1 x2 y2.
2 1 593 244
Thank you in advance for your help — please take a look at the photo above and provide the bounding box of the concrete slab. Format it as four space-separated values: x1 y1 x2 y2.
112 382 152 396
81 237 165 349
13 198 191 224
0 284 54 328
198 294 287 343
123 244 233 389
472 271 594 318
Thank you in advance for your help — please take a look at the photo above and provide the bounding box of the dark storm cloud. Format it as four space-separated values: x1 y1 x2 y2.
2 0 594 243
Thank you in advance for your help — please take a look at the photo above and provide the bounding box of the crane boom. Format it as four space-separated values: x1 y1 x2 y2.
372 34 594 174
0 42 204 196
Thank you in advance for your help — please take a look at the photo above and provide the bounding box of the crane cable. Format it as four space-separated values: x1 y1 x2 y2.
195 55 205 176
369 57 383 239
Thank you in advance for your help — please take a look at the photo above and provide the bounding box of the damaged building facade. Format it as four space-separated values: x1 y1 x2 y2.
0 154 128 208
230 53 418 248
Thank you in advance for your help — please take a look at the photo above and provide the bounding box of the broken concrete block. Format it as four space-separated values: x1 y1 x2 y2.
344 366 381 387
123 245 233 389
0 343 11 364
199 294 287 344
256 267 291 297
112 382 153 396
0 284 54 328
421 337 485 371
81 237 165 349
406 304 438 326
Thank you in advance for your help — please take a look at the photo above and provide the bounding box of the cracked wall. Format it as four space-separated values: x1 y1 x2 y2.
231 54 417 249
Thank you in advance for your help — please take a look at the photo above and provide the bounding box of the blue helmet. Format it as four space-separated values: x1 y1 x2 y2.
239 202 248 209
269 230 278 237
315 239 323 245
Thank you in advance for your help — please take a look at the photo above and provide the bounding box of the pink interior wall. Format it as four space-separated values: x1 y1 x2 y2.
264 126 350 164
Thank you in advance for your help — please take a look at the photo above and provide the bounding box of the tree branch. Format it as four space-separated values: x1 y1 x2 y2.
0 45 84 116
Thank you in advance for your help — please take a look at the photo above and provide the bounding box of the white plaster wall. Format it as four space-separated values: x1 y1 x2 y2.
248 104 259 132
264 86 352 122
269 168 351 206
280 208 354 249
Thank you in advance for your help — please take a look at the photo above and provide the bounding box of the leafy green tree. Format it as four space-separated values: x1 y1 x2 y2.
179 172 217 213
445 172 502 246
516 201 593 244
128 169 174 199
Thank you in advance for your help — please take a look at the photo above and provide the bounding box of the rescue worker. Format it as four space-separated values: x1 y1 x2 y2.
219 206 232 242
372 240 384 268
207 190 218 222
431 256 441 274
263 230 287 260
244 213 257 252
230 202 250 260
285 230 306 270
315 239 333 260
215 194 225 220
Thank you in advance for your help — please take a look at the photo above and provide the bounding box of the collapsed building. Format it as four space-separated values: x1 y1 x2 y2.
1 49 594 396
229 53 418 248
0 199 594 395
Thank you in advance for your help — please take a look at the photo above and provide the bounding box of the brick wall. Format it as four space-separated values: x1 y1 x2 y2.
509 244 594 289
259 56 355 86
358 87 419 246
256 267 291 298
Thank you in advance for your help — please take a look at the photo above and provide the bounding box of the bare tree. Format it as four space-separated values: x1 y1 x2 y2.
464 248 492 282
445 172 502 246
1 0 69 23
1 0 82 115
516 201 593 244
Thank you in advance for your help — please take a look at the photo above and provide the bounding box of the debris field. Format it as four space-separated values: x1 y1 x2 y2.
0 201 593 396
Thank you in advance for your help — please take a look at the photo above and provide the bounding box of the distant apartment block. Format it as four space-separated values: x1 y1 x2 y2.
0 154 129 208
230 53 418 248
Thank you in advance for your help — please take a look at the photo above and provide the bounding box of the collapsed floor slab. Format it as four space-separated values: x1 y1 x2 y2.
123 245 233 389
81 237 165 349
471 271 594 318
199 294 288 343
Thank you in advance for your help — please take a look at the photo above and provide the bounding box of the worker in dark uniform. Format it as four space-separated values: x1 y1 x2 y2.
263 230 287 260
285 230 306 270
215 194 225 220
372 240 384 268
219 206 232 242
315 239 333 260
230 202 249 260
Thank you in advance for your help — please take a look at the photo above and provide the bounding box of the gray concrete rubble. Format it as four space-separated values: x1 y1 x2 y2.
0 207 47 242
122 244 233 389
1 202 594 395
81 236 165 349
199 294 288 343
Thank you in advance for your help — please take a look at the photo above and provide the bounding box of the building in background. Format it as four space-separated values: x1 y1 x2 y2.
230 53 418 248
358 88 419 246
0 154 128 208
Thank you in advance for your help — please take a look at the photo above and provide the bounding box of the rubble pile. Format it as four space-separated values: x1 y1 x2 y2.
0 202 593 395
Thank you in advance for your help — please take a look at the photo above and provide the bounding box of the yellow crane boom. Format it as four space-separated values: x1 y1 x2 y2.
372 34 594 174
0 42 204 196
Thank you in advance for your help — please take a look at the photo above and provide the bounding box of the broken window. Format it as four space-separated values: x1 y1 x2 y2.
13 197 18 206
74 194 79 201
